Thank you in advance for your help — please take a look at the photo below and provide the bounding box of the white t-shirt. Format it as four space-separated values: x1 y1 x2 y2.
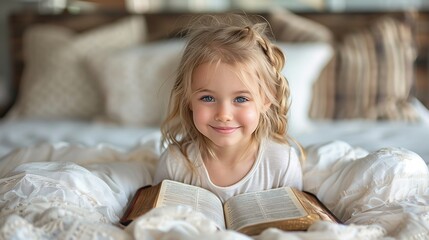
153 139 303 203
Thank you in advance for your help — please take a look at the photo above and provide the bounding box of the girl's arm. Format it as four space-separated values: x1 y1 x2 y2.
152 150 171 185
285 147 304 190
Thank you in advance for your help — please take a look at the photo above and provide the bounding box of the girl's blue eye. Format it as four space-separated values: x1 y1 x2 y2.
234 97 248 103
201 96 215 102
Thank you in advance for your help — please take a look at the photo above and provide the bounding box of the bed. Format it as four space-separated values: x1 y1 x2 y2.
1 8 429 239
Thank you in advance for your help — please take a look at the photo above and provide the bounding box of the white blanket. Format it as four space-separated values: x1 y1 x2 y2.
1 140 429 239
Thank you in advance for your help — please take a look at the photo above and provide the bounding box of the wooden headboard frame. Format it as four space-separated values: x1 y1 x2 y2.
7 10 429 114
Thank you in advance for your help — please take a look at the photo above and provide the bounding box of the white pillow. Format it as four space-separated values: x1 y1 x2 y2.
277 42 334 136
89 40 333 134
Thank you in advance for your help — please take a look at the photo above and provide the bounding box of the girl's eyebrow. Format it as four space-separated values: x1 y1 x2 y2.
194 88 212 94
194 89 252 95
235 90 252 95
195 88 214 92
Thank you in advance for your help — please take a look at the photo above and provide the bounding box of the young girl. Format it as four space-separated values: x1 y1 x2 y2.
153 14 303 203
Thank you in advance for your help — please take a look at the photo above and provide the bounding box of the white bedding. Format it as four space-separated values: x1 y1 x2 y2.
298 98 429 164
297 120 429 164
1 116 429 239
0 119 162 158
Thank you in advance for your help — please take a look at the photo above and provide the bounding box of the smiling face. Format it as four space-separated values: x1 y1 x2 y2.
190 62 261 151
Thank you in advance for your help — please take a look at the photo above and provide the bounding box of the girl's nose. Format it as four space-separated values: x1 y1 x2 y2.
215 103 232 122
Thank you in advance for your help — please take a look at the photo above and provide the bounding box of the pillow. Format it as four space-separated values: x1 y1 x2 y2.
277 43 334 135
88 40 184 126
269 8 333 43
310 16 418 121
7 16 147 120
88 39 333 135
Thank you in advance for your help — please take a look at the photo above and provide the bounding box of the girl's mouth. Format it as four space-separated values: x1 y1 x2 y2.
211 126 239 134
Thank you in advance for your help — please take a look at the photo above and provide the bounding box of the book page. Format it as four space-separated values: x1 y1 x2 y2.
224 187 307 231
156 180 226 229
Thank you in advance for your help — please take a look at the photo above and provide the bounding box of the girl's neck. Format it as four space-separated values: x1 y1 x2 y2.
202 140 259 187
210 138 259 164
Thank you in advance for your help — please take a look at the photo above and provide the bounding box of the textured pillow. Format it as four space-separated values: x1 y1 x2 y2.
269 8 333 43
7 16 147 120
88 40 184 126
310 17 418 121
277 43 334 135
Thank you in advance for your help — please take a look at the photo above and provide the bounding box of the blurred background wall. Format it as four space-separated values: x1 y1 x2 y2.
0 0 428 110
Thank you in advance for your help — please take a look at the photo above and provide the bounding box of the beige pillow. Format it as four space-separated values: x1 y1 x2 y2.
269 8 333 43
88 40 184 127
7 16 147 120
310 17 418 121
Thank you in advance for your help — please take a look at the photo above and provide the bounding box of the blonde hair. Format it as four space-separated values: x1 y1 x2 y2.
161 13 293 164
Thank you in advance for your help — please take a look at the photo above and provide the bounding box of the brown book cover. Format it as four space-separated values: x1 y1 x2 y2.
120 184 162 226
120 180 341 235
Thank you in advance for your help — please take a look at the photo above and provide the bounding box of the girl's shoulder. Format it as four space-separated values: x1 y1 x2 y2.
261 138 300 162
163 143 181 153
161 142 198 160
164 143 197 153
263 138 293 153
162 144 183 158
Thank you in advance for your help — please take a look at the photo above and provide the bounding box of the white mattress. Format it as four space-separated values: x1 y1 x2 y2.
297 119 429 164
0 119 162 158
297 99 429 164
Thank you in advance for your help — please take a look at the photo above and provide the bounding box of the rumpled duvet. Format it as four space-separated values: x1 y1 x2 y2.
0 139 428 240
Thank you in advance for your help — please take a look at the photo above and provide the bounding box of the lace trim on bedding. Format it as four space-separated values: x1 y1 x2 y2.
0 172 127 240
1 214 128 240
0 173 116 223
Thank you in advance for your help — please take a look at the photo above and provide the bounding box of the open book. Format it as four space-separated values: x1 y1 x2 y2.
120 180 340 236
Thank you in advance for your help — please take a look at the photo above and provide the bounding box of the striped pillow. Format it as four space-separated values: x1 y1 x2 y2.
310 17 418 121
